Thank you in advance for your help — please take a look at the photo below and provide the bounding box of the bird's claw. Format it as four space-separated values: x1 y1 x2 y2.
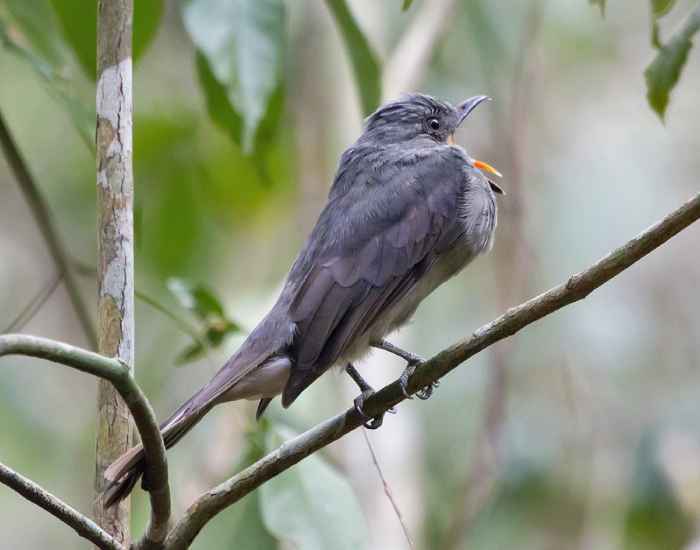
399 360 438 401
416 381 438 400
354 389 384 429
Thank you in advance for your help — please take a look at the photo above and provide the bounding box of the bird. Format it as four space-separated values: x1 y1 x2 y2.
104 93 503 506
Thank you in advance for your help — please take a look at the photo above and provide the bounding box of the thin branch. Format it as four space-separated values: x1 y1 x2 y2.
383 0 458 100
2 272 62 333
0 334 171 548
0 462 123 550
0 110 97 349
361 429 415 550
164 192 700 549
0 334 127 379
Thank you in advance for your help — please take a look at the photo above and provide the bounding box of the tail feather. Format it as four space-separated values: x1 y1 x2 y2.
103 395 215 508
102 325 292 507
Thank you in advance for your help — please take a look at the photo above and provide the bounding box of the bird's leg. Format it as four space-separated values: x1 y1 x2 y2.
372 339 439 400
345 363 392 429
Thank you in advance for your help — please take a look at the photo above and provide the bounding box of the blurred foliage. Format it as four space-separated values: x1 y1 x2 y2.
216 422 279 550
324 0 381 115
166 277 242 365
182 0 285 154
623 433 694 550
645 5 700 120
590 0 606 16
49 0 163 79
260 425 369 550
0 4 93 147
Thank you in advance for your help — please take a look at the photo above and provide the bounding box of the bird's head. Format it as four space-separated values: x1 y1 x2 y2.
363 93 501 178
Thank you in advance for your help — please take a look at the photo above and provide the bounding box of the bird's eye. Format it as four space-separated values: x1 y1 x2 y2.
428 118 440 131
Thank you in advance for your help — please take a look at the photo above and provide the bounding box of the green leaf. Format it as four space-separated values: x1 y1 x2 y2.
166 278 242 365
645 7 700 120
167 278 227 321
623 432 694 549
402 0 414 10
260 425 368 550
0 20 94 149
4 0 64 65
49 0 164 80
651 0 677 18
195 51 284 165
325 0 381 116
182 0 285 153
650 1 678 48
589 0 606 16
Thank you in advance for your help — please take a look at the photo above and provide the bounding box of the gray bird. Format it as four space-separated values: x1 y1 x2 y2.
104 93 502 505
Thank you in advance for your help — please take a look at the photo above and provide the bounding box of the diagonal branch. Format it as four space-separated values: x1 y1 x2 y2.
0 335 171 548
0 111 98 349
0 462 123 550
165 191 700 549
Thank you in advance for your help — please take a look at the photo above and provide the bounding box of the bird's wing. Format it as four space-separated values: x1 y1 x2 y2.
283 149 480 406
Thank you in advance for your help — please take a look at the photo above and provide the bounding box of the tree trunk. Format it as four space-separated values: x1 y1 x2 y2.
93 0 135 545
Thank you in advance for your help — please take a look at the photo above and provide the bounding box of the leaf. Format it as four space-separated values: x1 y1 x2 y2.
589 0 606 16
4 0 64 65
260 425 368 550
166 278 242 365
623 432 694 549
167 278 226 321
49 0 164 80
325 0 381 116
182 0 285 153
0 20 94 149
651 0 677 18
402 0 414 10
645 7 700 120
650 0 678 48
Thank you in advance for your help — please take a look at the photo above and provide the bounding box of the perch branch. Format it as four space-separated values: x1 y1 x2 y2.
0 334 171 548
0 462 123 550
164 192 700 549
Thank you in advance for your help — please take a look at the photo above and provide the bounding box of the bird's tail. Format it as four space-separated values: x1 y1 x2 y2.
103 385 217 507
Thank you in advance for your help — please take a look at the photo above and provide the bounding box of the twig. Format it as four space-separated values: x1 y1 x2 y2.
163 192 700 549
0 463 123 550
135 289 217 370
2 272 62 333
0 111 97 349
361 429 415 550
383 0 458 100
0 334 171 549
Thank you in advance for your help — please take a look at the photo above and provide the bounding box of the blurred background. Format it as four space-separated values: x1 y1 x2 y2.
1 0 700 548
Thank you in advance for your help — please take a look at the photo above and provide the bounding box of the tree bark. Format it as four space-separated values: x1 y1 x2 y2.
93 0 135 545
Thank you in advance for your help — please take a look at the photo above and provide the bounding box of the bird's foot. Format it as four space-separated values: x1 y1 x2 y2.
345 363 392 429
398 361 439 401
353 389 385 430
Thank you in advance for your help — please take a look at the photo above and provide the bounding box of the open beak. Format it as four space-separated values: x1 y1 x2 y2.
449 95 503 181
457 95 491 125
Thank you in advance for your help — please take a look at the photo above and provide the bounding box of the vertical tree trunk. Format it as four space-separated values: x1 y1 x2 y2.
93 1 134 545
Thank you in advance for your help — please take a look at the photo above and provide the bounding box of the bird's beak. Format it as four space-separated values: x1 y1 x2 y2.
457 95 491 126
449 95 503 180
